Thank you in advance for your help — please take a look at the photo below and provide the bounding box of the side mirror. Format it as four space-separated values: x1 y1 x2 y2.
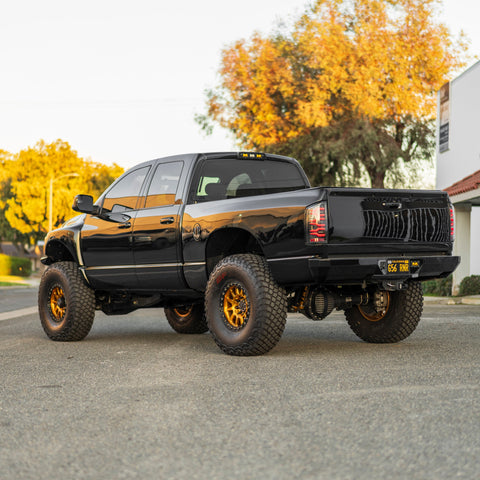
72 194 99 214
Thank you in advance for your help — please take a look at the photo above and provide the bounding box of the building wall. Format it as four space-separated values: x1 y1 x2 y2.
436 60 480 276
436 61 480 190
472 210 480 274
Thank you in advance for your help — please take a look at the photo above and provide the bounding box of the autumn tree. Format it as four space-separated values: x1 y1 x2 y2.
2 140 123 244
197 0 469 187
0 150 29 243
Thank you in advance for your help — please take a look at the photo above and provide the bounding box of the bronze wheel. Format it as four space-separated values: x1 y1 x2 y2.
173 306 193 318
357 291 390 322
49 285 66 322
164 304 208 334
222 283 250 330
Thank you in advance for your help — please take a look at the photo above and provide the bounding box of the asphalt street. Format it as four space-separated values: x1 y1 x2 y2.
0 287 479 480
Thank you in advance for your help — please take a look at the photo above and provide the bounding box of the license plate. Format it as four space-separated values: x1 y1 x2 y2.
387 259 410 274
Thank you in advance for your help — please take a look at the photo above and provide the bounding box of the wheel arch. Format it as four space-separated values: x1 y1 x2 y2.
205 227 264 276
44 239 77 264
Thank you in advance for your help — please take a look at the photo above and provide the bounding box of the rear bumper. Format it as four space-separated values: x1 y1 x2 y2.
268 255 460 286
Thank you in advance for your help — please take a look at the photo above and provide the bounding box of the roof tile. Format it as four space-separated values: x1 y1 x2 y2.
444 169 480 197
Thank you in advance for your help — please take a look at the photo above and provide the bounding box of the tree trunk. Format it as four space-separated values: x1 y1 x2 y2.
369 169 386 189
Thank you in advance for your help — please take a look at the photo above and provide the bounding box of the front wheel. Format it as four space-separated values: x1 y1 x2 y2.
345 281 423 343
205 254 287 356
38 261 95 341
164 304 208 334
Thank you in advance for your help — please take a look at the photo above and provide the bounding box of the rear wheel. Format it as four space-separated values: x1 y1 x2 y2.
38 261 95 341
164 304 208 334
345 281 423 343
205 254 287 356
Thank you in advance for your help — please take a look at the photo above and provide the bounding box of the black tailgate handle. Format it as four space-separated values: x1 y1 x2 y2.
383 202 402 210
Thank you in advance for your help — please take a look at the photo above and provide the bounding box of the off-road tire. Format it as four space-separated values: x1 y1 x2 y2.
164 304 208 334
345 281 423 343
205 254 287 356
38 261 95 341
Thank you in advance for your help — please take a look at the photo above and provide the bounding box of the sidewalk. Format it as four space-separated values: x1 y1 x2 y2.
423 295 480 305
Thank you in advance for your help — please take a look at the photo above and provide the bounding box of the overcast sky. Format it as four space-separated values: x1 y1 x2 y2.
0 0 478 169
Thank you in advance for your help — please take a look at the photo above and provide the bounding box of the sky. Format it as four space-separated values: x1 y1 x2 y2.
1 0 479 170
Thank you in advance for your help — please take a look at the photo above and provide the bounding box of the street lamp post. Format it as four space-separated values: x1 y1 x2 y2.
48 173 79 232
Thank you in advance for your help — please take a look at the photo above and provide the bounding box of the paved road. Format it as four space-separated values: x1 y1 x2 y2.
0 287 479 480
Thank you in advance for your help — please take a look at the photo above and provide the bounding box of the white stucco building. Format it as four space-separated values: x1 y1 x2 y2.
436 60 480 294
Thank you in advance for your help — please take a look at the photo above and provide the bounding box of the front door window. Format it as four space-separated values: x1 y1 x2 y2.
102 166 150 212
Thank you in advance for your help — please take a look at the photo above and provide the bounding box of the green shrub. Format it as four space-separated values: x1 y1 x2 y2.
0 253 32 277
458 275 480 296
422 275 452 296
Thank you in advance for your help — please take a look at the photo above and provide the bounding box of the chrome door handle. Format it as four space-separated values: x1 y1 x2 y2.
117 222 131 229
160 217 175 225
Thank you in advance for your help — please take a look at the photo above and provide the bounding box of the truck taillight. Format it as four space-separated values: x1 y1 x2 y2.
306 201 328 244
449 205 455 241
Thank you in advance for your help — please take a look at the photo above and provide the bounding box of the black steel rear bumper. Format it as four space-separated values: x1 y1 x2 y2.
268 255 460 286
308 255 460 285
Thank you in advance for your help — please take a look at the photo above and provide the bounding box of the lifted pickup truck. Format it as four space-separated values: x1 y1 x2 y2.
39 152 459 355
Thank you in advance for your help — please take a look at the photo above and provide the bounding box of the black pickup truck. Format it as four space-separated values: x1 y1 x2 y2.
39 152 459 356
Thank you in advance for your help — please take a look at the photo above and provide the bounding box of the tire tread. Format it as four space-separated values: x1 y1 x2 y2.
38 261 95 341
345 281 423 343
205 254 287 356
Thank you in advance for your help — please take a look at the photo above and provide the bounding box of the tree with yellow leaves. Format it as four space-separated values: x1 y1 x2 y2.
197 0 469 187
0 149 26 243
1 140 123 244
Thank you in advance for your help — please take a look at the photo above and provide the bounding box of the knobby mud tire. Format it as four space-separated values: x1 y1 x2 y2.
345 281 424 343
38 261 95 341
205 254 287 356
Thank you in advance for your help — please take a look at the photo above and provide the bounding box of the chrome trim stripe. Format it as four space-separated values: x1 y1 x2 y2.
84 261 206 271
267 256 313 262
136 263 179 269
85 265 137 271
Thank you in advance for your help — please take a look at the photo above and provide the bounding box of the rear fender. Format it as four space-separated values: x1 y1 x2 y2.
205 227 264 275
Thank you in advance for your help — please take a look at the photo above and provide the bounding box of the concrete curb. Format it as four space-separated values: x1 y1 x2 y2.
459 296 480 305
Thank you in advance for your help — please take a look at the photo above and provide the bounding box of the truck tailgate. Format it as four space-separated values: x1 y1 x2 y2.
326 188 452 245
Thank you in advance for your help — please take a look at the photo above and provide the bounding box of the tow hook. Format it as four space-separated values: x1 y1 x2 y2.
381 280 406 291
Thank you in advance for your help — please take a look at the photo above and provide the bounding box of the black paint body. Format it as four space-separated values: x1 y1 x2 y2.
43 152 459 305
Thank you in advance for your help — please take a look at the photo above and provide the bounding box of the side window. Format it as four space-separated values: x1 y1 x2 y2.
144 162 183 208
226 173 252 197
102 166 150 212
196 176 220 200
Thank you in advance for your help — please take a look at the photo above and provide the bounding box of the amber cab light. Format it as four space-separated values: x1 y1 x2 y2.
307 201 328 243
